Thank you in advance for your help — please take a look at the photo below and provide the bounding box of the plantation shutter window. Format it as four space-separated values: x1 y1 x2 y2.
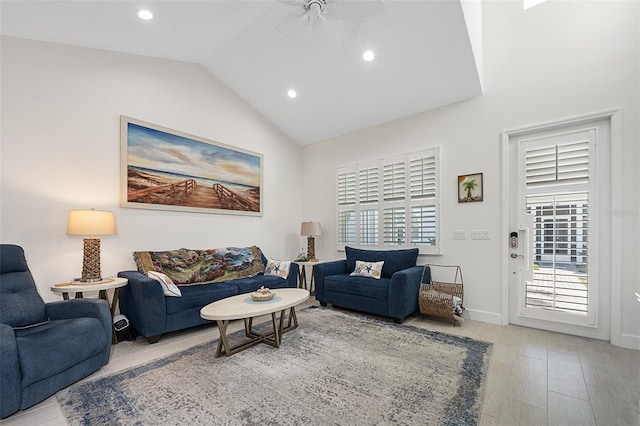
409 151 438 246
520 133 593 317
337 169 356 245
336 148 440 254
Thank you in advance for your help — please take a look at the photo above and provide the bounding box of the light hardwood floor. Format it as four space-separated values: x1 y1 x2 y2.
2 298 638 426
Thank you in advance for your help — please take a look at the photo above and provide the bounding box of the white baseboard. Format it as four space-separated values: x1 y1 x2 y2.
618 333 640 350
465 308 502 325
465 310 639 351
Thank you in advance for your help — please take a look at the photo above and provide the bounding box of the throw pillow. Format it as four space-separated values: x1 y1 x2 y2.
350 260 384 279
147 271 182 297
264 259 291 279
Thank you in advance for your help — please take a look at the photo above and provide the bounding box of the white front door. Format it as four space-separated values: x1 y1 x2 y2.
505 116 612 340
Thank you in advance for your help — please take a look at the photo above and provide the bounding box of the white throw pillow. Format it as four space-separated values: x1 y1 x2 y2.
147 271 182 297
264 259 291 279
350 260 384 279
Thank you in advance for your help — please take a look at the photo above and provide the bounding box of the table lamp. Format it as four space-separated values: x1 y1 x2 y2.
67 209 116 283
301 221 321 262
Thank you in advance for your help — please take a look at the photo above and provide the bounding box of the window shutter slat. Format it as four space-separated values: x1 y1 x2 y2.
526 141 589 188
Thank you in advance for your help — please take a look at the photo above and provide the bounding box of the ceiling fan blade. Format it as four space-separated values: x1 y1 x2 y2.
311 13 343 51
270 9 310 41
274 0 306 6
325 0 385 21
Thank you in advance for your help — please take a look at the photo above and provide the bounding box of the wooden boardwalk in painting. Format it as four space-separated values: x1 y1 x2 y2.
128 179 259 212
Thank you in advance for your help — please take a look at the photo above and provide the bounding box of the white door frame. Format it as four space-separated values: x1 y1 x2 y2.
501 109 622 344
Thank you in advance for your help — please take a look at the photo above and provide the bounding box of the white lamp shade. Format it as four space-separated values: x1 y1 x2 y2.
67 210 117 237
301 221 321 236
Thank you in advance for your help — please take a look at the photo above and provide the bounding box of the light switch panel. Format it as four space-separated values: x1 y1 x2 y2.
452 230 467 240
471 230 490 240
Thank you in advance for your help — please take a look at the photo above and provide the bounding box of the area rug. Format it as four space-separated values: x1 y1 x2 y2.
57 307 492 425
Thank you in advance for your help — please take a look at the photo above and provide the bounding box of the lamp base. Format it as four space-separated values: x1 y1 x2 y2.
307 236 317 262
81 238 103 283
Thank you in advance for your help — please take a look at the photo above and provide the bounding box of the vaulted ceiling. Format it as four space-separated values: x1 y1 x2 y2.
0 0 483 145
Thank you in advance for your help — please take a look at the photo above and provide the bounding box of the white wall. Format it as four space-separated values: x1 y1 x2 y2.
0 37 303 301
302 1 639 346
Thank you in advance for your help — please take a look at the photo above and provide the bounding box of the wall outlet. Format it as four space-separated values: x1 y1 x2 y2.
452 230 467 240
471 230 490 240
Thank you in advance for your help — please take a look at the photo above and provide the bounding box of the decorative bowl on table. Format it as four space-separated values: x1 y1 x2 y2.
250 286 274 301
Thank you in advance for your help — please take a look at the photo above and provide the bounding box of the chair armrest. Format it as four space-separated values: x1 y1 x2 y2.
312 260 347 302
388 266 423 321
46 298 112 340
0 323 21 418
117 271 167 339
286 262 299 288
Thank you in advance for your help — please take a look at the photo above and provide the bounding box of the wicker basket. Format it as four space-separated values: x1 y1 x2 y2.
419 265 464 326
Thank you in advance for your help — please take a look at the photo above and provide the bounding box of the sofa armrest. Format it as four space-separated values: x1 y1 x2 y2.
388 265 423 321
313 260 347 302
118 271 167 339
46 298 112 339
286 262 299 288
0 323 21 419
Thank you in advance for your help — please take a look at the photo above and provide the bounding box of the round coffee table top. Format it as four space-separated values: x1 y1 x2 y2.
200 288 309 321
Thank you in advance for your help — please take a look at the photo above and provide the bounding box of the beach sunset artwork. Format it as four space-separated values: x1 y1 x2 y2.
121 116 263 215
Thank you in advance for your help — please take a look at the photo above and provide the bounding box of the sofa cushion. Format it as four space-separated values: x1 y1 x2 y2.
133 246 266 285
15 318 108 387
165 282 238 315
325 274 391 300
345 247 419 279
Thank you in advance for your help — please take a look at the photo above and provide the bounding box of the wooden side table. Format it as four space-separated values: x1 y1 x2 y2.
293 260 328 294
50 277 128 344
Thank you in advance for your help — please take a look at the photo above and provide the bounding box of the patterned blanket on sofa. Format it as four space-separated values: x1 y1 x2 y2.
133 246 265 286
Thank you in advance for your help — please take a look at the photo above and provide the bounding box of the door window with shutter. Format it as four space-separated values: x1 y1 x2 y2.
336 148 440 254
516 130 597 325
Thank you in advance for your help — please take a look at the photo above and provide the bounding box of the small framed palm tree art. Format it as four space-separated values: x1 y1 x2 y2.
458 173 483 203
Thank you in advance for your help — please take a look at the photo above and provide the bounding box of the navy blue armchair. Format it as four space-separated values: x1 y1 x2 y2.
0 244 112 419
314 246 427 323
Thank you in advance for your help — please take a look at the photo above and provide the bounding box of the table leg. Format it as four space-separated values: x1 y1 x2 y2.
61 292 70 301
271 312 280 348
298 266 308 289
244 317 253 337
214 306 305 358
97 288 121 344
216 320 231 357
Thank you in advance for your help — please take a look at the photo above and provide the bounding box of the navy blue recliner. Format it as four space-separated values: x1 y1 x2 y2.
0 244 112 419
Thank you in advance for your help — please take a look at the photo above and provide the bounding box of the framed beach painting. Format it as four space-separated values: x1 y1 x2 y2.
120 116 263 216
458 173 483 203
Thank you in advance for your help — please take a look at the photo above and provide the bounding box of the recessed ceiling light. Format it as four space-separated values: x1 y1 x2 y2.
363 50 375 62
287 89 297 99
138 10 153 20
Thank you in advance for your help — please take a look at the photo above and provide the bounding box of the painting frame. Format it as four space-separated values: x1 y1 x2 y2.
458 173 483 203
120 116 263 216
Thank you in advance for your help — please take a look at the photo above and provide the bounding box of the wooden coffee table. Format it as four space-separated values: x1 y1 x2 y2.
200 288 309 357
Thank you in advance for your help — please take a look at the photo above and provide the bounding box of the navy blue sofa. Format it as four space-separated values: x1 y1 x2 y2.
0 244 112 419
118 253 299 343
313 246 427 323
